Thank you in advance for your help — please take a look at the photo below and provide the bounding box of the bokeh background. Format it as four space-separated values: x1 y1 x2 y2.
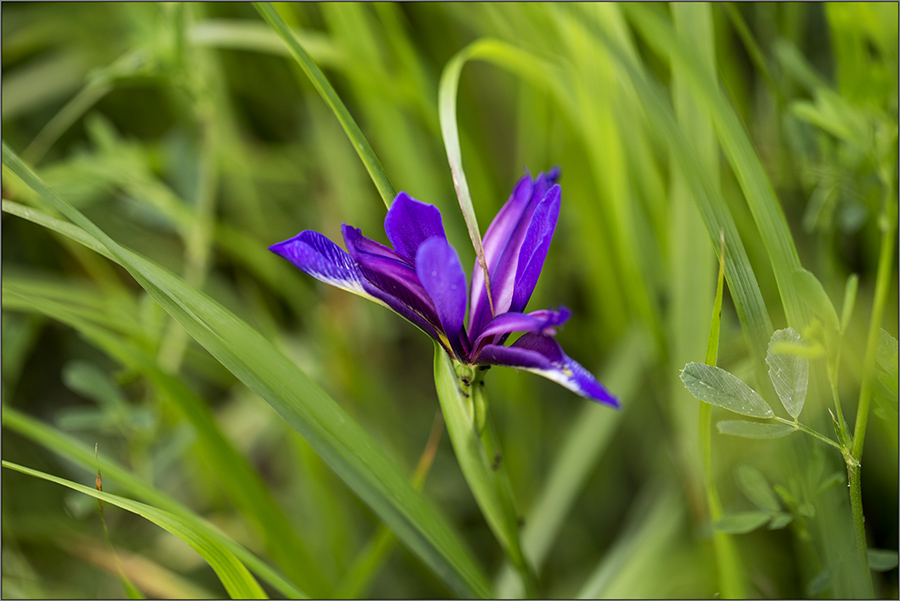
3 3 897 598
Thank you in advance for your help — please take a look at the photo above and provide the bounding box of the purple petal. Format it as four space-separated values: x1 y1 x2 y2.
416 236 468 359
510 184 561 312
470 307 571 354
269 231 371 299
342 225 445 343
384 192 447 263
469 170 561 335
342 223 413 266
477 332 618 407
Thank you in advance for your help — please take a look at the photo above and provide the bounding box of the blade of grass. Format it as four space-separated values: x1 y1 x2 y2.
2 407 308 599
189 19 345 66
551 4 665 349
666 0 720 529
253 2 395 208
2 142 492 599
3 461 268 600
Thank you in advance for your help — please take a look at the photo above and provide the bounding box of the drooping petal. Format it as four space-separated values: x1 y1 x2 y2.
269 231 375 301
384 192 447 263
342 225 444 343
416 236 468 359
470 307 570 354
469 169 561 335
477 332 618 407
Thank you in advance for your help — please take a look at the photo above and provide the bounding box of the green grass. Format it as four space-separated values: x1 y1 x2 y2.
3 3 897 598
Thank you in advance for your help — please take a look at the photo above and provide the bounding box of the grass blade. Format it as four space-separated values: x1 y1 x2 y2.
3 460 268 600
2 407 308 599
253 2 395 208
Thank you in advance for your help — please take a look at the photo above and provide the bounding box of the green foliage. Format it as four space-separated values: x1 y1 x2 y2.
2 3 896 599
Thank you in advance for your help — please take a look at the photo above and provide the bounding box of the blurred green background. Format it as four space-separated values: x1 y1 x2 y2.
2 3 897 598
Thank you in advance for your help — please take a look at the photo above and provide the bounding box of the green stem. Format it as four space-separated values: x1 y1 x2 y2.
771 417 844 452
847 461 874 597
851 189 896 460
846 166 896 593
475 380 539 598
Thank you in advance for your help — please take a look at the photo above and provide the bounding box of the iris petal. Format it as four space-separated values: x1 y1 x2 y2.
384 192 447 263
470 307 570 353
342 225 443 336
416 236 468 359
268 231 374 300
477 332 618 407
469 169 561 335
510 185 560 313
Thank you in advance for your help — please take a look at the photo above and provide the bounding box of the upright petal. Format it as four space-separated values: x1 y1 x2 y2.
384 192 447 263
469 176 532 334
509 184 561 312
416 236 468 359
469 169 561 335
477 332 618 407
269 231 372 300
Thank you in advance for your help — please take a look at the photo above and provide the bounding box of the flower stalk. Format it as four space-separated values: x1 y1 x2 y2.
435 344 538 598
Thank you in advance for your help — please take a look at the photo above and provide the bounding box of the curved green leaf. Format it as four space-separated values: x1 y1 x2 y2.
2 407 307 599
3 461 267 600
438 39 560 314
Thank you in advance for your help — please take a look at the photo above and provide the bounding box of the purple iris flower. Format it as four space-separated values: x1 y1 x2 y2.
269 169 618 407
